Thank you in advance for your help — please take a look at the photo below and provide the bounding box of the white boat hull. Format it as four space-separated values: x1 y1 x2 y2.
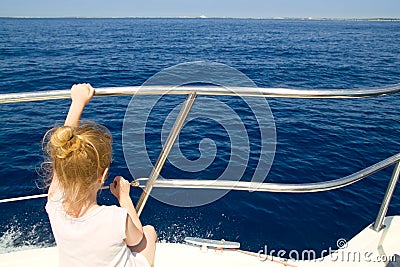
1 216 399 267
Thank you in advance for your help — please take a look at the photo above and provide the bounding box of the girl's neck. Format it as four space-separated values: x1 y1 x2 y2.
63 191 99 218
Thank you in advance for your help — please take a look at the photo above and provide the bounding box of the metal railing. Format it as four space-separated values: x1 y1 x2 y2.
0 84 399 232
1 84 400 104
135 92 197 216
138 153 400 231
138 153 400 193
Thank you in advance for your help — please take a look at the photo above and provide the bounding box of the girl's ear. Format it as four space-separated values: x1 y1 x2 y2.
99 168 109 184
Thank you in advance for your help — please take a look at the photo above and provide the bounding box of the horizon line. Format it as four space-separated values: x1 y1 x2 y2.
1 16 400 21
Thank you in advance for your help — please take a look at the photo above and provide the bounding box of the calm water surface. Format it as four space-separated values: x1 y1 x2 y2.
0 18 399 253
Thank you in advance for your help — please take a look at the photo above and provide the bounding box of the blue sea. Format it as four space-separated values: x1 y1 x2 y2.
0 18 400 255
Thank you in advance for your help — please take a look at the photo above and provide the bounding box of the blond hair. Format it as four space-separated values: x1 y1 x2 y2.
44 122 112 214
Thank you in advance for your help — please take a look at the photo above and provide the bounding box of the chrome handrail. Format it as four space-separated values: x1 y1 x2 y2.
1 84 400 104
372 162 400 231
144 153 400 193
1 84 399 232
139 152 400 231
135 92 197 216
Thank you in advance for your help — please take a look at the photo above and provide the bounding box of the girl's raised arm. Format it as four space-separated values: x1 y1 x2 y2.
48 83 94 197
64 83 94 127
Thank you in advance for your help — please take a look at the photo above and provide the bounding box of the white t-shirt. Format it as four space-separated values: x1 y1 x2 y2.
46 193 149 267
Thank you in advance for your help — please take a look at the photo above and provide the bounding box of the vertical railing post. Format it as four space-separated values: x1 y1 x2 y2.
371 161 400 231
135 92 197 216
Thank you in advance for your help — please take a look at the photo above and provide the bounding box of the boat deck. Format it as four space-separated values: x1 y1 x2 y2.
1 216 399 267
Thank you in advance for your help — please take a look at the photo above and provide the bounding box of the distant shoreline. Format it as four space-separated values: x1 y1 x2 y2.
0 16 399 21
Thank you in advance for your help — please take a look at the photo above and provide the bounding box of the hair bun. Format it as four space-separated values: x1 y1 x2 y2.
50 126 83 159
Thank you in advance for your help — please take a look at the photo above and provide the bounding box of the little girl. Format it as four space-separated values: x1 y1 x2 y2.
45 83 157 267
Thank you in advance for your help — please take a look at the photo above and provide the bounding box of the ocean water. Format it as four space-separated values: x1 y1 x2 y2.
0 18 400 255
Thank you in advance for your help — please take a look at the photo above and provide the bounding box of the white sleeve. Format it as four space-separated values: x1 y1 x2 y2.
113 206 128 241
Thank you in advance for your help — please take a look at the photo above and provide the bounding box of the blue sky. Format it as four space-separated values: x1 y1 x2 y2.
0 0 399 18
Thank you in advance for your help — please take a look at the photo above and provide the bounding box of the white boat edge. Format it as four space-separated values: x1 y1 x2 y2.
0 216 398 267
